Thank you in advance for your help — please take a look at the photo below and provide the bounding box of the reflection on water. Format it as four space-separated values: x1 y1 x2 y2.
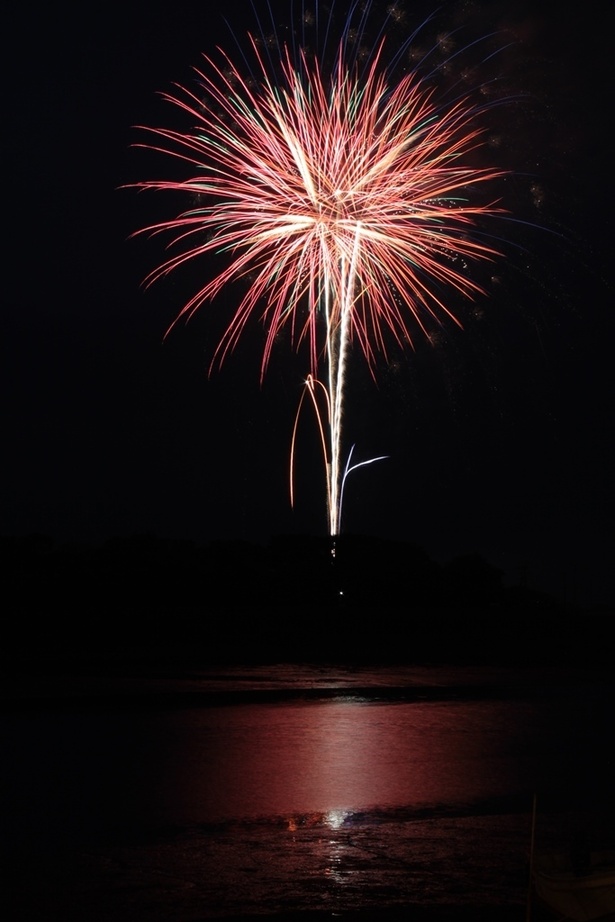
2 665 613 920
285 809 350 831
164 698 537 825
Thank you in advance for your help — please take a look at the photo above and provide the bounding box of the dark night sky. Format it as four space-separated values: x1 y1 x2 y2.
3 1 614 607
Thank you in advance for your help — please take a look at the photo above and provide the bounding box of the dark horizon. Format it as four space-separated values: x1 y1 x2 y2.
3 529 613 676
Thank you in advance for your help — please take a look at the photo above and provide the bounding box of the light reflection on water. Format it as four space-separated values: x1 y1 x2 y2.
2 665 613 919
163 698 535 825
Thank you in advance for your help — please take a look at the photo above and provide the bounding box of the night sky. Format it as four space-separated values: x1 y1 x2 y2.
4 1 613 608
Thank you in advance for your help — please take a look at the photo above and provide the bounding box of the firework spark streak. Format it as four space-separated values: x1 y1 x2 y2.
131 6 508 536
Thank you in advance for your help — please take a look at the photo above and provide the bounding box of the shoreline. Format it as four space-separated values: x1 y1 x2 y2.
1 659 612 714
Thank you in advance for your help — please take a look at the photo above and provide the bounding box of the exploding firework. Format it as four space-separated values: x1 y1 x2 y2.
131 4 508 536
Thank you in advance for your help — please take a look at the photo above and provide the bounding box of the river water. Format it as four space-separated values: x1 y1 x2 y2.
2 663 613 920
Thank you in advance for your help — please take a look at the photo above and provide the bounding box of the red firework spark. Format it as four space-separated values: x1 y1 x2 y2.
130 14 508 533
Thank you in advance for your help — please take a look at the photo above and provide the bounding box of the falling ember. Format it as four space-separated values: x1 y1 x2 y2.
130 5 509 536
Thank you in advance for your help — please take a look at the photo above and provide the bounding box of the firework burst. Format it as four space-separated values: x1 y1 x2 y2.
131 5 508 536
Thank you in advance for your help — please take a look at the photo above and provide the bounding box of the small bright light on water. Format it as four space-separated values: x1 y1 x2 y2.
326 809 349 829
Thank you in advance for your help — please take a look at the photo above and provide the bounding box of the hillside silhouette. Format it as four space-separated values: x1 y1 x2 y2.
2 532 612 668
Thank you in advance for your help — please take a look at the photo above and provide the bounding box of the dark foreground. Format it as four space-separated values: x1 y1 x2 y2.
215 908 595 922
5 830 534 922
5 845 531 922
216 911 541 921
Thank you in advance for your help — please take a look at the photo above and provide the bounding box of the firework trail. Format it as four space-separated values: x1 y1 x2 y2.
131 4 508 536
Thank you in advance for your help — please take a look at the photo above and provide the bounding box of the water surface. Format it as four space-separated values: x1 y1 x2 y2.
2 663 613 920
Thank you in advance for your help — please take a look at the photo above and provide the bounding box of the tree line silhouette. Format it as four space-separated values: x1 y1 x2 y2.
1 532 611 666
